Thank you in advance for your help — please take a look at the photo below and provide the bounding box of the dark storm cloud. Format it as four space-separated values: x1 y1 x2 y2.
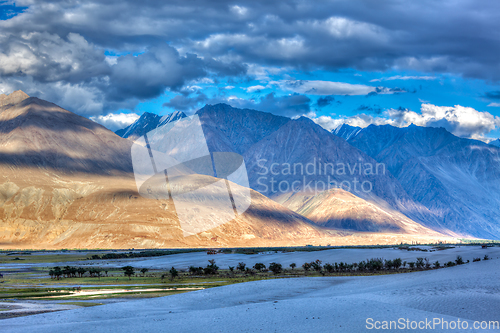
1 0 500 115
163 91 312 117
106 46 207 101
163 91 209 112
367 87 407 97
230 93 311 117
485 91 500 100
316 96 335 108
356 104 382 114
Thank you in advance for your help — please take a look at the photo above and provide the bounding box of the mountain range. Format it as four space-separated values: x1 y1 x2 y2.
337 123 500 239
1 90 497 248
118 104 500 240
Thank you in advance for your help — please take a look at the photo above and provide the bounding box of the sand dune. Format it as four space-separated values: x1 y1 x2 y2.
1 253 498 332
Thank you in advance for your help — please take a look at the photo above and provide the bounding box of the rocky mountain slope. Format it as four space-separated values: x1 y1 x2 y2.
0 91 132 174
274 188 445 235
347 124 500 239
242 116 447 234
489 138 500 147
332 123 362 140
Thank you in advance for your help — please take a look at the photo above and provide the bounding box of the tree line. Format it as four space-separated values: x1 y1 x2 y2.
48 254 490 280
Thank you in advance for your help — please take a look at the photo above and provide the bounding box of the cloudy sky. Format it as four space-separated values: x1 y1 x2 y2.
1 0 500 141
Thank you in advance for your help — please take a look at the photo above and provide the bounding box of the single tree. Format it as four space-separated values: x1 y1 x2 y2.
122 266 135 280
393 258 402 270
237 262 246 272
289 263 296 271
253 263 266 272
140 268 149 276
302 262 312 272
169 267 178 281
53 266 62 280
63 266 72 278
268 262 282 275
415 257 425 269
311 260 322 272
204 259 219 275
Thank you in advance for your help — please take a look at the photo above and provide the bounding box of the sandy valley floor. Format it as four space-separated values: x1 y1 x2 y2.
1 247 499 332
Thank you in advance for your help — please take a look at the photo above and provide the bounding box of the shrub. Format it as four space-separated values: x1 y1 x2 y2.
324 263 335 273
473 257 481 262
204 260 219 275
269 262 282 274
358 261 366 272
455 255 464 265
445 261 456 267
237 262 246 271
484 255 489 260
433 261 440 268
408 262 415 269
302 262 312 271
393 258 402 270
367 258 384 271
310 260 322 272
169 267 178 280
253 263 266 272
416 258 425 269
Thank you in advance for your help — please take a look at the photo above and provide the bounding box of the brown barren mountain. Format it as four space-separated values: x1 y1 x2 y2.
0 92 454 249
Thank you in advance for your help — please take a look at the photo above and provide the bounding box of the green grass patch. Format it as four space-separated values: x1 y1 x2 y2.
57 302 103 307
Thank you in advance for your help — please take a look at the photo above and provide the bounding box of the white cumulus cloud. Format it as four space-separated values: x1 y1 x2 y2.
274 80 376 95
245 85 266 93
90 112 139 132
313 103 500 141
370 75 437 82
